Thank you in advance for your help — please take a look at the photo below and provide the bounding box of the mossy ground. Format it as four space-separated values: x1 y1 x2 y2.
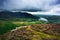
0 24 60 40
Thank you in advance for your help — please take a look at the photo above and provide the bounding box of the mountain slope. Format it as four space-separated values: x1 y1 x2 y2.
0 24 60 40
35 15 60 23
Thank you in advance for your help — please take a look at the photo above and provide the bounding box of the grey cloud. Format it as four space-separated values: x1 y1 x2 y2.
0 0 60 11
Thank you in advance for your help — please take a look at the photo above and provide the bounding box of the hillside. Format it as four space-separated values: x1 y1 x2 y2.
0 11 39 20
35 15 60 23
0 24 60 40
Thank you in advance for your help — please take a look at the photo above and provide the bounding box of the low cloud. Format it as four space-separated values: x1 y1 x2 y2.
27 4 60 15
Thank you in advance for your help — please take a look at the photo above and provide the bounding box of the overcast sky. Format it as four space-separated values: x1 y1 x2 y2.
0 0 60 15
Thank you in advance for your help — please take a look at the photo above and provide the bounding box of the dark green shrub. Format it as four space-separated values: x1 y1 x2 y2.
0 21 17 35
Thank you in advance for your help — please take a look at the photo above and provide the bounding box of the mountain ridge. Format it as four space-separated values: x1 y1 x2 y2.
0 11 39 20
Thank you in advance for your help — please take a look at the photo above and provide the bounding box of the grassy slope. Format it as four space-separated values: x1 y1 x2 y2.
0 20 60 40
1 24 60 40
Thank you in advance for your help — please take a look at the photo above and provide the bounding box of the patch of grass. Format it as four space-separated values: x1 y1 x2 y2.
0 21 19 35
12 20 48 26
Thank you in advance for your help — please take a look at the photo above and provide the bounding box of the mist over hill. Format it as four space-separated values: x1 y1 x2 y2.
35 15 60 23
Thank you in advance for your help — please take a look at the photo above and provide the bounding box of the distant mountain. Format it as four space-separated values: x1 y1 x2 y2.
0 11 39 20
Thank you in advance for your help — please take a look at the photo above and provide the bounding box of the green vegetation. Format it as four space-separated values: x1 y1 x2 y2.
0 21 18 35
0 19 48 35
1 18 38 21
